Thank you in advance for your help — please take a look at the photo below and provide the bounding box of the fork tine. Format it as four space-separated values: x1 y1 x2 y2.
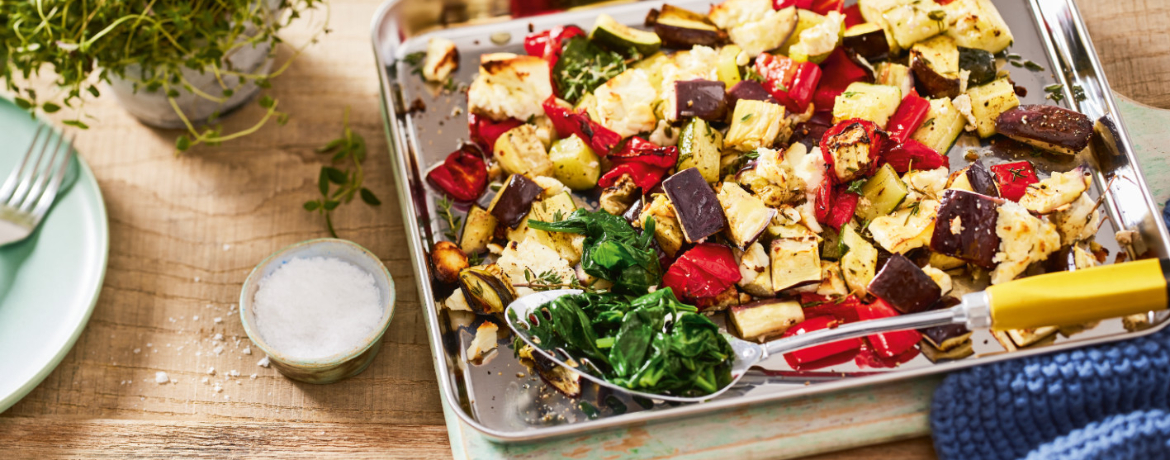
20 130 68 212
6 129 56 209
0 125 45 203
30 133 75 220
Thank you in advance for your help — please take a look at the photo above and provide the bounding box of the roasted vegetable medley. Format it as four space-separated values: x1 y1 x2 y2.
423 0 1111 398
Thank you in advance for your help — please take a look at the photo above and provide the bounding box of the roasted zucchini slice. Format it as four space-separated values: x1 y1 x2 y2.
591 13 661 56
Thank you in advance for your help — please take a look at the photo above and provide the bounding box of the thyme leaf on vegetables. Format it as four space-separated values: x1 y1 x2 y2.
304 107 380 237
553 37 627 105
529 209 662 295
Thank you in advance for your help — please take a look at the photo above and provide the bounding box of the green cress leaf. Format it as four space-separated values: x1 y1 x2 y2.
303 201 320 211
360 188 381 206
324 166 348 185
318 168 330 196
176 135 191 151
41 103 60 113
14 98 32 110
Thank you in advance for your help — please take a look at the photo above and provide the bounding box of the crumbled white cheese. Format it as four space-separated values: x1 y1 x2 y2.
921 265 953 295
467 54 553 122
902 167 949 201
1051 192 1101 245
952 94 977 131
795 11 844 58
594 68 659 138
710 0 797 57
1019 169 1090 214
443 289 473 312
466 322 499 361
422 37 459 83
496 236 576 297
991 202 1061 284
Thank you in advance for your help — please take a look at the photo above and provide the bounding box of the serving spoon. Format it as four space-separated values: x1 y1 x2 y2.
505 258 1170 403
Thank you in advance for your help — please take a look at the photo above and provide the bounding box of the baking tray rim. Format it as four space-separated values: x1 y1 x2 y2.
369 0 1170 444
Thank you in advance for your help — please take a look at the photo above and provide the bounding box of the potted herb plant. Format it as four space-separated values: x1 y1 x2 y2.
0 0 327 151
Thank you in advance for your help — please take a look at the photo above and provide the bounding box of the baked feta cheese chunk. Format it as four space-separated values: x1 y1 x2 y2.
496 236 576 296
868 199 940 254
594 68 659 138
466 322 499 362
709 0 798 57
736 146 806 206
902 167 949 203
1019 169 1091 214
422 37 459 83
1051 192 1102 245
991 202 1061 284
468 54 553 121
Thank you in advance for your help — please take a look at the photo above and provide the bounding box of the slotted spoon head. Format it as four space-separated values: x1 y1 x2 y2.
503 289 764 403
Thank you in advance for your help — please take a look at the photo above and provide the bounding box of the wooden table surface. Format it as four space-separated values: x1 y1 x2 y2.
2 0 1168 458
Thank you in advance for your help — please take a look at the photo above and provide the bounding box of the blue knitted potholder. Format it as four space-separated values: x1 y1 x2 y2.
930 203 1170 460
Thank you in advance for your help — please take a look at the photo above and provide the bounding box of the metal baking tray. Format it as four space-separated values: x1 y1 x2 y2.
372 0 1170 443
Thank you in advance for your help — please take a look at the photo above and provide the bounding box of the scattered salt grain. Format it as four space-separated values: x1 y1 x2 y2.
207 367 216 375
223 244 232 251
133 348 141 354
214 383 223 393
242 347 252 355
257 356 270 368
250 374 257 379
229 370 240 377
212 334 224 341
193 315 200 320
214 317 223 324
155 372 169 384
195 277 201 282
213 346 225 355
224 395 231 401
251 257 383 360
146 343 153 348
202 377 209 384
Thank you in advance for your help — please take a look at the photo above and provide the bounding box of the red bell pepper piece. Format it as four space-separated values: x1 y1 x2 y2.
782 316 863 368
597 137 678 190
541 96 622 156
468 113 524 153
880 139 947 173
842 4 865 28
819 118 887 181
523 25 585 68
754 54 822 114
813 180 833 224
825 186 860 230
799 293 862 323
425 144 488 202
662 243 741 302
857 299 922 359
812 48 873 115
990 161 1039 201
886 91 931 143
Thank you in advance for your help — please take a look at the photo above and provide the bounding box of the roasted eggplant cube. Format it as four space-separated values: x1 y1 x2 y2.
459 205 498 255
726 80 780 107
958 47 996 87
663 168 727 243
929 189 1001 268
918 297 971 351
965 162 999 197
867 254 941 314
718 182 777 250
995 104 1094 156
646 4 728 48
673 79 728 121
843 23 890 62
770 237 821 293
729 300 805 342
910 35 961 99
488 174 544 229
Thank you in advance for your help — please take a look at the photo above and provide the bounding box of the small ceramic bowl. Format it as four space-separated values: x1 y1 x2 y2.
239 238 396 384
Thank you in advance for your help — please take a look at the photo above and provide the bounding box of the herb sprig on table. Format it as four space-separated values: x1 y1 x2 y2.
304 108 380 237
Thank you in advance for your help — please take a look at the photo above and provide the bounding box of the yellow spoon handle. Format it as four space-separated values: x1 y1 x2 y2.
986 258 1170 331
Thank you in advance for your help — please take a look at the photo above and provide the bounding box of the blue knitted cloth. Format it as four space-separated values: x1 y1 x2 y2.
930 202 1170 459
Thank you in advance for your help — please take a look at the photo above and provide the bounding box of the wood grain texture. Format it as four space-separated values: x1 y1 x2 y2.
0 0 1167 458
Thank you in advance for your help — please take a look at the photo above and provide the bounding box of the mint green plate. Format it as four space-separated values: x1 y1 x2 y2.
0 98 109 413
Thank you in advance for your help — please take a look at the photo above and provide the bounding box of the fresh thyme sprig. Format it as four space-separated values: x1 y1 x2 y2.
554 37 627 104
436 196 461 241
304 107 380 237
516 267 607 293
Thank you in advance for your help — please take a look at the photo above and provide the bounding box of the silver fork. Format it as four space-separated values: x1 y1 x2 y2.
0 126 76 246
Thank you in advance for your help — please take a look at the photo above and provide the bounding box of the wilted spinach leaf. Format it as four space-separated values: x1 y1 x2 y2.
529 209 661 294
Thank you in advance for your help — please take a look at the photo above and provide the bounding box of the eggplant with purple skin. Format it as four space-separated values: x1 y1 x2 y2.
729 299 805 342
725 80 780 108
646 4 728 48
929 189 1001 268
965 162 999 197
995 104 1094 155
843 23 890 62
867 254 941 314
457 266 516 314
663 167 727 243
488 174 544 229
717 182 776 249
673 79 728 121
910 35 961 99
918 296 972 352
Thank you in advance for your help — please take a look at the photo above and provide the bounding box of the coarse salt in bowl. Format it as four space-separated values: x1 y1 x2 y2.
239 238 396 384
